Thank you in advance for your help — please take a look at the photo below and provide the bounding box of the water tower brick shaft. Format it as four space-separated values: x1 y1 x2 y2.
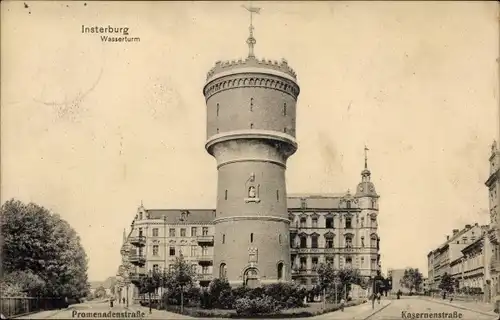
204 59 300 286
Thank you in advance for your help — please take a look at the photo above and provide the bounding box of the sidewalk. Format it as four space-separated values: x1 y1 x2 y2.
125 304 194 319
13 309 66 319
310 300 391 320
424 297 497 317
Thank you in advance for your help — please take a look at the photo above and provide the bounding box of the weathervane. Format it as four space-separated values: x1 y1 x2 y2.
242 2 261 58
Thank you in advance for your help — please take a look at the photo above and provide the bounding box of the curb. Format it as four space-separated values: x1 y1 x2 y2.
363 301 392 320
424 298 498 317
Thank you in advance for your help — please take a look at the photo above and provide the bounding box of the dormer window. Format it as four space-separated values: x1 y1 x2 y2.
139 213 143 220
346 201 351 209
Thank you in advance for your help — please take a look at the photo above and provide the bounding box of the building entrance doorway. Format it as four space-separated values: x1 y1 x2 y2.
244 268 259 288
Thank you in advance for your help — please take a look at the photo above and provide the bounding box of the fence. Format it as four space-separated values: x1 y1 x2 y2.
0 296 66 318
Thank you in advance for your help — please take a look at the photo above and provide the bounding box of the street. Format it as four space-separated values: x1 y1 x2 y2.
366 298 498 320
23 297 500 320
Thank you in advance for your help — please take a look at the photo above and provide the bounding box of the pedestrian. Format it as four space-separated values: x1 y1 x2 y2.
340 297 345 312
377 292 381 304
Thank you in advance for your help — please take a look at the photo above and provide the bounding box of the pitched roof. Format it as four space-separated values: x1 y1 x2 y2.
145 209 216 224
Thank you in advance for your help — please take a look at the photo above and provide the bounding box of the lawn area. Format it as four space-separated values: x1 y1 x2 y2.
164 299 366 318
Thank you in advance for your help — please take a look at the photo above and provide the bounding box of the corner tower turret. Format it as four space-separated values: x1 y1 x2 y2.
355 146 381 275
204 6 300 287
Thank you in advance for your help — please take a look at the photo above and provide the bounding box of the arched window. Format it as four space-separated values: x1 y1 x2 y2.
277 262 284 280
219 263 227 279
345 235 353 249
250 123 254 129
222 234 225 244
370 235 377 248
311 234 318 248
300 235 307 248
250 233 254 243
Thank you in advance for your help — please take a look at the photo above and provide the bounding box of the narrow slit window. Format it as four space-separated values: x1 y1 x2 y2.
216 128 219 134
222 234 225 244
276 190 279 202
250 98 254 112
217 103 219 117
225 190 228 200
250 233 254 243
250 123 254 129
283 103 287 116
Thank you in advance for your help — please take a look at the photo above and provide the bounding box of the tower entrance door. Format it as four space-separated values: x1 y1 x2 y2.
244 268 259 288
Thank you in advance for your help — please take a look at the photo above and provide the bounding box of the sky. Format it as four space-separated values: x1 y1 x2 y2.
1 1 499 282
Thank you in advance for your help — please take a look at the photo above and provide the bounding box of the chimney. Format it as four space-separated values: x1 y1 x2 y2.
465 224 471 229
452 229 459 236
446 235 450 240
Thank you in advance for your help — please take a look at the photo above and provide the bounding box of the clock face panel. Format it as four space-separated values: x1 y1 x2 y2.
359 186 364 192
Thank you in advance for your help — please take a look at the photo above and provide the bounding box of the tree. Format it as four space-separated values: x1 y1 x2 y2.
94 286 107 299
138 270 162 314
316 264 362 302
162 254 197 312
438 272 457 296
400 268 423 294
1 199 90 299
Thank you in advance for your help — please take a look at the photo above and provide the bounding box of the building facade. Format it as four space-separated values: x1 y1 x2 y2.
427 224 484 291
118 160 381 297
486 141 500 307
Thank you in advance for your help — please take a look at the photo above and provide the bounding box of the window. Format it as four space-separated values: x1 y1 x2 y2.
371 259 377 269
169 247 175 256
217 103 219 117
139 213 143 220
312 217 318 228
345 257 352 267
283 103 287 116
361 217 364 228
361 236 365 247
138 228 143 237
346 201 351 209
202 266 209 274
180 228 186 237
326 217 334 228
300 257 307 270
300 236 307 248
277 262 284 280
345 217 352 229
202 246 208 255
345 236 353 248
371 236 377 248
169 228 175 237
284 127 287 133
312 257 318 269
250 233 254 243
152 228 159 237
361 257 364 266
202 227 209 236
153 264 159 273
276 190 279 202
371 216 377 226
225 190 228 200
191 246 197 257
463 237 467 244
220 263 227 279
250 98 254 112
153 245 159 256
222 234 225 244
191 227 197 237
278 234 282 244
326 237 334 249
300 218 306 228
311 235 318 249
372 199 376 208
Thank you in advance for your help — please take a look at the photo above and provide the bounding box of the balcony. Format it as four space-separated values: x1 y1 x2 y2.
197 235 214 245
197 255 214 265
129 271 146 284
197 273 213 282
129 236 146 247
491 257 500 272
129 254 146 266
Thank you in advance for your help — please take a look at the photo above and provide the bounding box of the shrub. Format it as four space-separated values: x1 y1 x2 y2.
234 295 281 315
208 278 233 309
263 283 307 308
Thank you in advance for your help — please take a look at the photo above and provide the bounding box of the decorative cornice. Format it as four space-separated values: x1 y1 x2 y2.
206 58 298 83
217 158 286 170
214 215 291 224
204 73 299 100
206 129 298 157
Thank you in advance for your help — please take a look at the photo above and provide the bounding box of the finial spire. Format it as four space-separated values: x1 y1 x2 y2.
242 3 261 58
364 145 369 169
